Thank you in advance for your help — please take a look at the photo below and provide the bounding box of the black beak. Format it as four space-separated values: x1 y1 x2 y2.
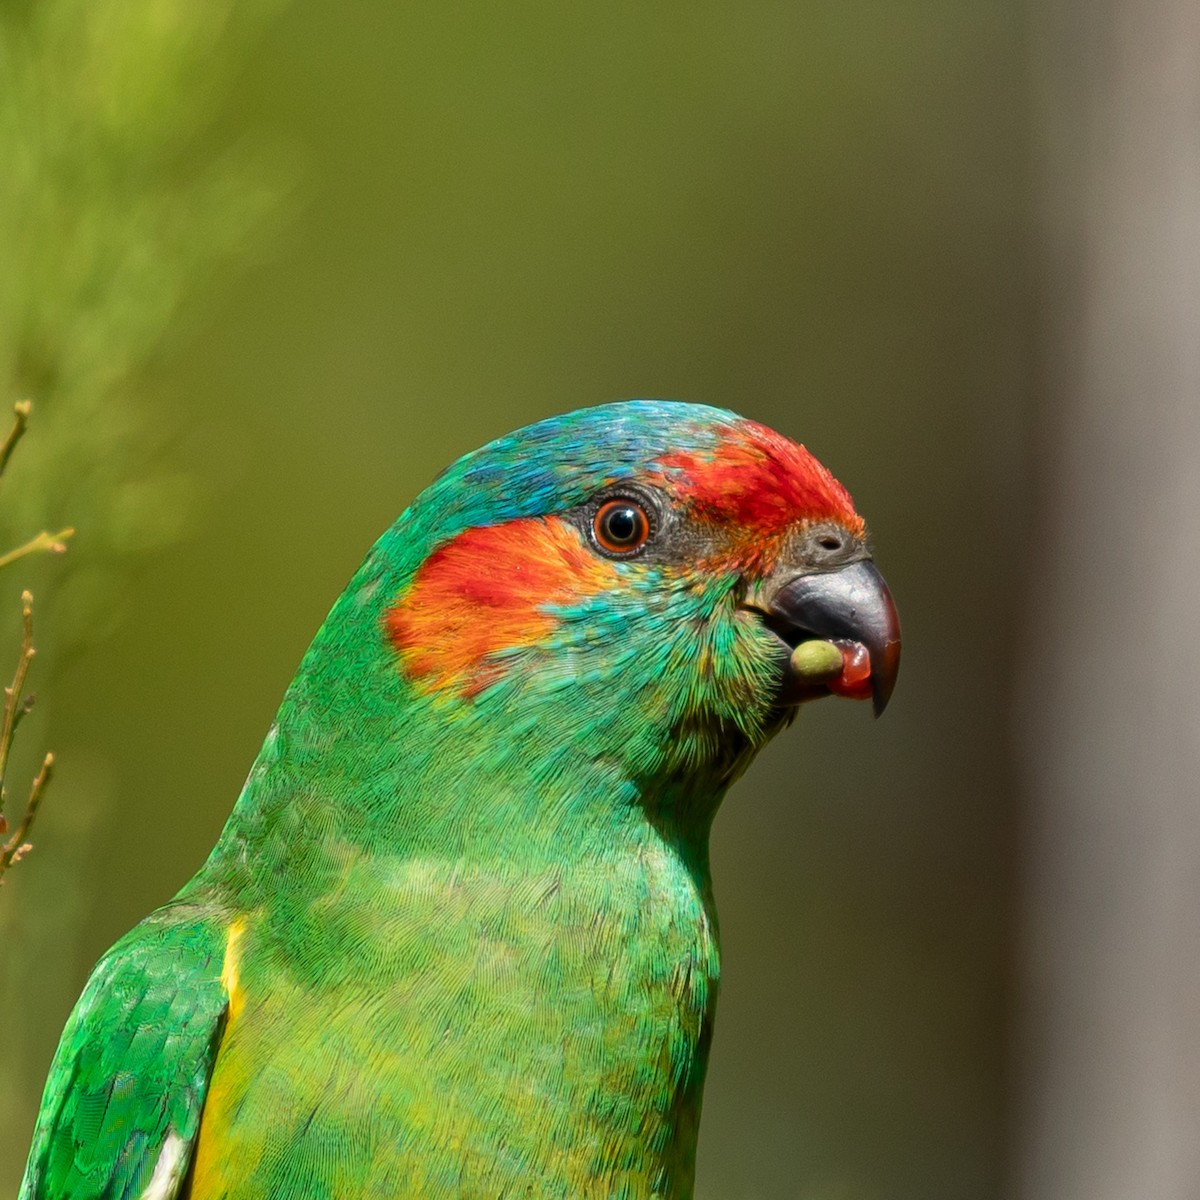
764 560 902 716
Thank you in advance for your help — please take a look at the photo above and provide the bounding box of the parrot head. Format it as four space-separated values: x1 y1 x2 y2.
271 400 899 851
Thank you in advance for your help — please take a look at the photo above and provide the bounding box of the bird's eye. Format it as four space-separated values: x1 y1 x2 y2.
592 499 651 555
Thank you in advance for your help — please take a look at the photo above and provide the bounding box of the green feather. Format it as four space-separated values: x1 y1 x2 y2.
20 905 228 1199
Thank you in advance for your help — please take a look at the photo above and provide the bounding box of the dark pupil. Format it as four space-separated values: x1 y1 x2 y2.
604 506 639 543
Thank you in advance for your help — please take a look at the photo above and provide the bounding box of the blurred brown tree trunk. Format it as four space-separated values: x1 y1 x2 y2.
1020 2 1200 1197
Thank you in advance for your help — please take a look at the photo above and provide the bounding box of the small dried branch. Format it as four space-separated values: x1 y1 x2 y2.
0 527 75 572
0 400 32 479
0 592 58 885
0 590 37 788
0 753 53 876
0 400 68 886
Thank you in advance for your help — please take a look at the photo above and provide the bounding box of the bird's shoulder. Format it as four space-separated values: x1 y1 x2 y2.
19 897 236 1200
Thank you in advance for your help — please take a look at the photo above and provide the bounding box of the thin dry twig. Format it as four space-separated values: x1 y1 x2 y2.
0 590 37 783
0 403 75 573
0 591 60 884
0 753 53 875
0 527 75 572
0 400 68 884
0 400 32 479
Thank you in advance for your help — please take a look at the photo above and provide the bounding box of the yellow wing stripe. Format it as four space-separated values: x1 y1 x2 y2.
220 917 247 1023
188 917 251 1199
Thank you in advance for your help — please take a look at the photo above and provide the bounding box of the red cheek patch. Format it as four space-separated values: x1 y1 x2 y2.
386 516 620 695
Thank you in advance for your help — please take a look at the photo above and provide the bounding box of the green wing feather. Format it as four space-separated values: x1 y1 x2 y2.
19 902 229 1200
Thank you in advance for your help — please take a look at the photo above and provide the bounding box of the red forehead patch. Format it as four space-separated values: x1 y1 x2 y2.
655 420 864 538
386 515 620 696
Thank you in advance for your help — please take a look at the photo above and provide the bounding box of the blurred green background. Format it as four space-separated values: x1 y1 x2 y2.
2 3 1031 1197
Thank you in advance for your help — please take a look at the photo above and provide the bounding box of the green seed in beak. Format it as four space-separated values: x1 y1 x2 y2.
788 638 843 682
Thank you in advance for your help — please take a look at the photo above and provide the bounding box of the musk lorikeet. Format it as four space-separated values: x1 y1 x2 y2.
20 400 900 1199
